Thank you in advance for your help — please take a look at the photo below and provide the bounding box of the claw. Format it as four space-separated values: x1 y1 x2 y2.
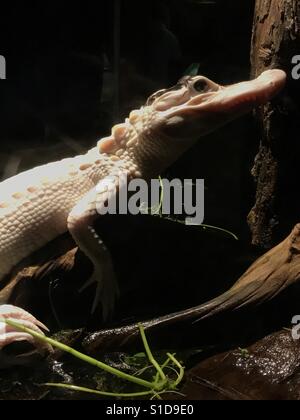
0 305 53 360
0 305 49 332
79 262 119 320
92 271 120 320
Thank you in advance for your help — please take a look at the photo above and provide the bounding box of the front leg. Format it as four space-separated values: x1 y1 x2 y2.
67 173 128 320
0 305 52 353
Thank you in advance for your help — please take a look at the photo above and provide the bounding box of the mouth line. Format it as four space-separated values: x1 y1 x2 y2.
183 90 271 114
155 70 286 118
218 90 272 112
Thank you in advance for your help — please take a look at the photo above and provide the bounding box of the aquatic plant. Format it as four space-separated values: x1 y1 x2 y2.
143 176 238 241
1 319 185 399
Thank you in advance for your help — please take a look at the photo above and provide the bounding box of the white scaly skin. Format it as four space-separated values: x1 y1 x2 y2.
0 70 286 356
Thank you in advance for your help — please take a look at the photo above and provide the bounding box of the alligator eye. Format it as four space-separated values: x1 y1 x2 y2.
193 79 209 93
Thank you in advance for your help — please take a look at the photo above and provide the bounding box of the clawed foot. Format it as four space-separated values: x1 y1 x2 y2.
80 260 119 320
0 305 52 359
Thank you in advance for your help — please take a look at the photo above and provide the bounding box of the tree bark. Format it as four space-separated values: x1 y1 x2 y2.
248 0 300 248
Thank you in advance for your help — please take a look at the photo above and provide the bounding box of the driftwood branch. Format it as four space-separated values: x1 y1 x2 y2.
83 223 300 353
3 220 300 353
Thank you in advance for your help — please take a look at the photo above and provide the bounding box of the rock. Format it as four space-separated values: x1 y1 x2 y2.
180 329 300 400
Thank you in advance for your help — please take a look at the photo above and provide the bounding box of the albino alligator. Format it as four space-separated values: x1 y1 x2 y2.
0 69 286 354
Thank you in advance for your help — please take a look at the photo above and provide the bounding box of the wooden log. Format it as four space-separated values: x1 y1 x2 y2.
248 0 300 247
83 222 300 353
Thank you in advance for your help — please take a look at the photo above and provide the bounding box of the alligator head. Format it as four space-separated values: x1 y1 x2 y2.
148 69 286 139
99 70 286 176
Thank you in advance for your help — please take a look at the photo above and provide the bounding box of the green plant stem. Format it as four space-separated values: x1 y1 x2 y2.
45 383 155 399
167 353 185 387
154 356 172 385
3 320 186 398
162 217 239 241
139 324 166 383
199 224 239 241
3 319 159 391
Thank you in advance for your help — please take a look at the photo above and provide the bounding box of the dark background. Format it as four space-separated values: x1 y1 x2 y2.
2 0 289 339
0 0 255 227
0 0 254 141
